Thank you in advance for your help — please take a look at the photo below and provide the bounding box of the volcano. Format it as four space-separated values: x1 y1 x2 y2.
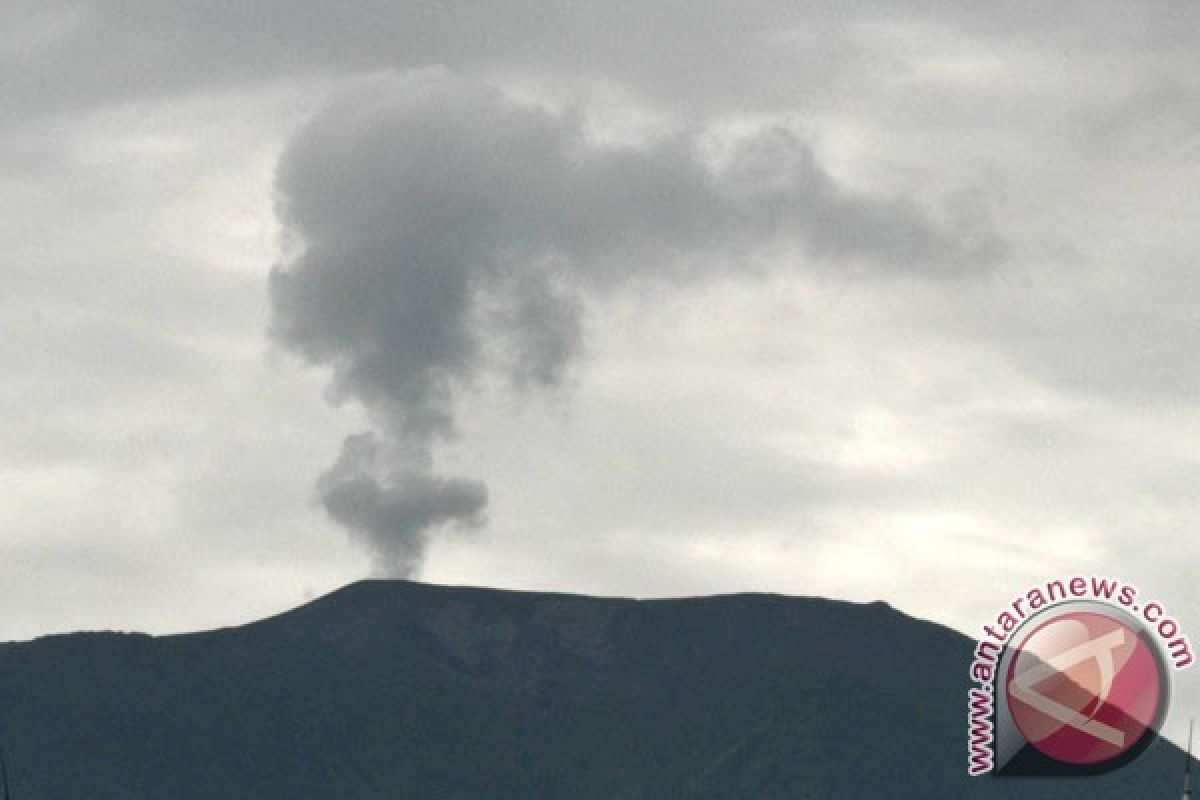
0 579 1191 798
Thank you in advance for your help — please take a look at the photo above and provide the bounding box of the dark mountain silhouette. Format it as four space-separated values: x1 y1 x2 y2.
0 580 1190 798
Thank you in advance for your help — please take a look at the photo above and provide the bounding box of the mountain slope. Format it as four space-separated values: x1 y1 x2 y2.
0 580 1189 798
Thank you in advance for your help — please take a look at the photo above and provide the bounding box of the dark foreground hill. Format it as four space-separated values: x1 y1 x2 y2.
0 580 1190 798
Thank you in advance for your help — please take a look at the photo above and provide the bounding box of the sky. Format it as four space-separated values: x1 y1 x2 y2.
4 0 1200 741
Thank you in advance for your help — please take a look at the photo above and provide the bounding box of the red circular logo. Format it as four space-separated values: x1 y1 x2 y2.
1005 610 1163 765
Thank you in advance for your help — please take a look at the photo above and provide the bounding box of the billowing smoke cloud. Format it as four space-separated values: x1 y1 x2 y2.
269 70 1000 575
316 432 486 577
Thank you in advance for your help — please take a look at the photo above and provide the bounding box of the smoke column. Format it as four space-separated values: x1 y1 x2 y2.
268 70 999 575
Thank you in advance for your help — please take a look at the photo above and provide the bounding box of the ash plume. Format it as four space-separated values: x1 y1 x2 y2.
268 70 1000 575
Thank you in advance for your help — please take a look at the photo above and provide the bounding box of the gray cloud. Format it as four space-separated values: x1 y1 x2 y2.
12 0 1195 128
1 1 820 118
318 433 486 577
268 71 998 574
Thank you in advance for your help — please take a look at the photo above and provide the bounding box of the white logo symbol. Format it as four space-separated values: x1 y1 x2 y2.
1008 627 1127 747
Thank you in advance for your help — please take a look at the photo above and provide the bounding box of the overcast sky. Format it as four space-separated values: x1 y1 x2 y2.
4 0 1200 740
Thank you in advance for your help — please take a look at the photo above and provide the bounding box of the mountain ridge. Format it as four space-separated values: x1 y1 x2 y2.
0 579 1191 798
